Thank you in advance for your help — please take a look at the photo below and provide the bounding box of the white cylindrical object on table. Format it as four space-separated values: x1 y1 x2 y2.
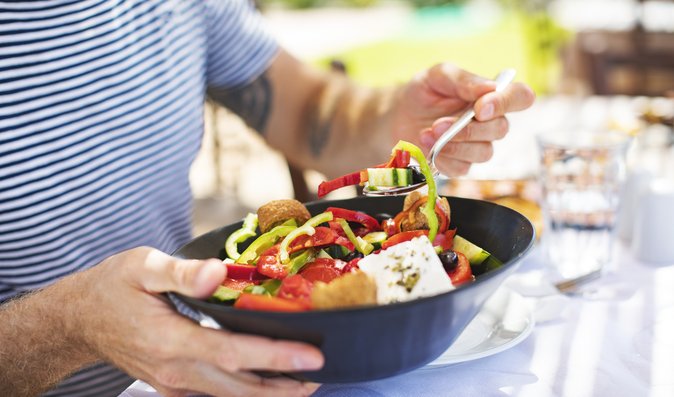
632 178 674 265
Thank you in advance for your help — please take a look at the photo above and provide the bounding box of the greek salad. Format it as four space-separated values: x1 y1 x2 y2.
212 141 502 312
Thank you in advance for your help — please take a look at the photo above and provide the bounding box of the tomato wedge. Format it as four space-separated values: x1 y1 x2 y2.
277 274 313 308
288 227 338 253
222 278 256 291
256 245 288 279
299 258 345 283
234 293 308 312
326 207 380 232
448 251 473 285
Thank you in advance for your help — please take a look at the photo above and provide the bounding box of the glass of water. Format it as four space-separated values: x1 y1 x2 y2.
537 130 631 281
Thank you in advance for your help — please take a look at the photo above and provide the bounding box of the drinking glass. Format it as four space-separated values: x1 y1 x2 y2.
537 130 631 281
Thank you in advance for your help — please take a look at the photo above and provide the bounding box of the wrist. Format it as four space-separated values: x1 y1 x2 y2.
52 269 101 365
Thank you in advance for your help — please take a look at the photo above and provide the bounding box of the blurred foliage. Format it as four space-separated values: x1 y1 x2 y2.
314 8 570 94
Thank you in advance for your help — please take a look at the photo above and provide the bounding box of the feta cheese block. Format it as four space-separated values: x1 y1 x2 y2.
357 236 455 304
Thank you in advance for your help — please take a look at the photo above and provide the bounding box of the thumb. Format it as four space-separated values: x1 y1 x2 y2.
141 250 226 298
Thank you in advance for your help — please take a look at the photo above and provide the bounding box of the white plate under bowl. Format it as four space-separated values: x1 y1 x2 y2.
426 286 534 367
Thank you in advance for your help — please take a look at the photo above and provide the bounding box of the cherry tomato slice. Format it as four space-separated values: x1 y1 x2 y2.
222 278 256 291
256 245 288 279
288 227 338 253
448 251 473 286
299 258 345 283
277 274 313 308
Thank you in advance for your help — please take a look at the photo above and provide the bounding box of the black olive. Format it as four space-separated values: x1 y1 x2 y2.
343 251 364 262
438 250 459 272
410 166 426 183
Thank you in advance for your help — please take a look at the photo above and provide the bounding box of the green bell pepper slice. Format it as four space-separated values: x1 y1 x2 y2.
225 213 258 261
392 140 439 241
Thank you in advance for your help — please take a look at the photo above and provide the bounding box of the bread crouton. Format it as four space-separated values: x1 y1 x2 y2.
311 271 377 310
257 199 311 233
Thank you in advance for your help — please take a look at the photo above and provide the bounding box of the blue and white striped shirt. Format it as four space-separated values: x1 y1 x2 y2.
0 0 278 395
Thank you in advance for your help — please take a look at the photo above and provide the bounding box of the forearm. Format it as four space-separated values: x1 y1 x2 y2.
0 273 97 396
209 49 402 178
265 65 401 177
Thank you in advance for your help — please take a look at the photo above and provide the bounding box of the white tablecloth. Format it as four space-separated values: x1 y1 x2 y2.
121 244 674 397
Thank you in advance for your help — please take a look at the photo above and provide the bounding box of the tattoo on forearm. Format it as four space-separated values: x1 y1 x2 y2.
307 84 343 158
308 116 331 158
207 73 272 134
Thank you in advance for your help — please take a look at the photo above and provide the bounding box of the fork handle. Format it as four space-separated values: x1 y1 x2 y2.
428 69 517 168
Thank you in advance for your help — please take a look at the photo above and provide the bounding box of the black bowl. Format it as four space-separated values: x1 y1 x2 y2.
170 196 535 383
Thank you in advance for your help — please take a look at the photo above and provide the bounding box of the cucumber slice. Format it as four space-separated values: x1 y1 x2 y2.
210 286 241 302
453 235 490 265
362 231 387 245
452 235 503 275
362 231 388 249
367 168 412 187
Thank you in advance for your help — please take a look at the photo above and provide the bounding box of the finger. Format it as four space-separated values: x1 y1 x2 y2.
474 82 535 121
181 326 324 373
152 361 318 397
434 158 473 177
430 116 509 143
140 251 226 298
436 141 494 164
426 63 498 102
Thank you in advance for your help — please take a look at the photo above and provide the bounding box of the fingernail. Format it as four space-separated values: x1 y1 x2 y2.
479 103 494 120
195 260 224 288
293 354 324 370
420 132 435 149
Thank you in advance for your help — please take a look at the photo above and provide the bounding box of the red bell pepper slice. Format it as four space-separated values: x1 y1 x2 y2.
299 258 345 283
381 229 456 251
433 229 457 251
317 171 363 198
317 151 411 197
381 149 411 168
326 207 380 232
234 293 308 312
381 230 427 250
448 251 473 285
225 262 267 281
277 274 314 308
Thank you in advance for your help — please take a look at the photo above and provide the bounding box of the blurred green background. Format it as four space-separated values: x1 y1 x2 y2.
261 0 570 95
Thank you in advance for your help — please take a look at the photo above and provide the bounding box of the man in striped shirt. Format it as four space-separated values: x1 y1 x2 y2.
0 1 535 396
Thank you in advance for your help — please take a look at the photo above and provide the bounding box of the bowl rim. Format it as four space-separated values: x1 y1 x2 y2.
172 195 536 317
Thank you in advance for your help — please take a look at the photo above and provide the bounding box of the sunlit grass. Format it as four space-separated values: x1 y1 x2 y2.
316 10 569 94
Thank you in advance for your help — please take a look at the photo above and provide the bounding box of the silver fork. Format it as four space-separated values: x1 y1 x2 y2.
364 68 517 197
553 269 603 294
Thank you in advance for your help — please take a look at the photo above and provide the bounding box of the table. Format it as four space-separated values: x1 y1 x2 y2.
120 242 674 397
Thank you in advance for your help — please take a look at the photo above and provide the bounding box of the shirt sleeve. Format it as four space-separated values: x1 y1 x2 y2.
204 0 279 89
